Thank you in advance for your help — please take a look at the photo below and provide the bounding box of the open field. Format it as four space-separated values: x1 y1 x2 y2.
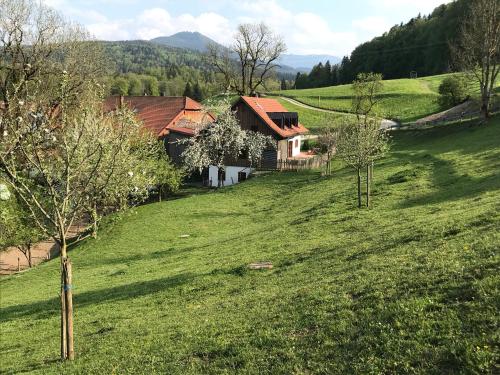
272 74 500 123
1 117 499 374
277 98 353 133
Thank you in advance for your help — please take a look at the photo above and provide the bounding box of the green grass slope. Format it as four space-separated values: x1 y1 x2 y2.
277 98 354 133
1 118 499 374
273 74 481 123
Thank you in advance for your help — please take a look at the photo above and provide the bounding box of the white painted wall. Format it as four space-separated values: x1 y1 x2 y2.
208 166 254 187
289 135 302 157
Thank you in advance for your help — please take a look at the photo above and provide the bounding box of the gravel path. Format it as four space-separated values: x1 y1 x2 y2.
0 223 87 275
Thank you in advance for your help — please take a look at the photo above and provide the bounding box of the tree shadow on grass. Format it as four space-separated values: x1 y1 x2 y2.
398 154 500 208
0 273 194 323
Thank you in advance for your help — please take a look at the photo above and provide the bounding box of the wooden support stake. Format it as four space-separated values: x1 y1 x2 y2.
65 258 75 360
60 261 67 360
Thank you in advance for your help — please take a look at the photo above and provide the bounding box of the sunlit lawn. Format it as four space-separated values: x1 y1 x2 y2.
1 116 499 374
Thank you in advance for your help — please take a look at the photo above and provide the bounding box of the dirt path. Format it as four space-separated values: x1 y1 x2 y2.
0 223 87 276
279 96 400 130
413 100 476 124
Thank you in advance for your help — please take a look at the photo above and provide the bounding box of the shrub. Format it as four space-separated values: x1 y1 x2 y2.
438 75 469 108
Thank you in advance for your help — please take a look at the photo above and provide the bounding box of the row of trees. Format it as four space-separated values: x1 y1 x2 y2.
0 0 181 361
109 72 219 101
295 60 349 89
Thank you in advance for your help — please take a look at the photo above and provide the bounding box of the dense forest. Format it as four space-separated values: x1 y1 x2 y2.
102 41 226 100
295 0 468 89
103 40 289 100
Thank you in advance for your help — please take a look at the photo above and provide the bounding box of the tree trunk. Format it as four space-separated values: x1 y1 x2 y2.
91 203 98 239
481 94 490 119
366 164 371 208
357 168 362 208
217 167 224 188
28 247 32 268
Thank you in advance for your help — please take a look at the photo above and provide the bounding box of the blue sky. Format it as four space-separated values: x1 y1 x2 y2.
43 0 452 56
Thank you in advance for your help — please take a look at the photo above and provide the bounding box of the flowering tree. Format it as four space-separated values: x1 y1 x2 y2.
181 101 274 186
0 0 181 360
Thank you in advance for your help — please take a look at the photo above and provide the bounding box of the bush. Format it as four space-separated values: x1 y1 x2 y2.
438 75 469 108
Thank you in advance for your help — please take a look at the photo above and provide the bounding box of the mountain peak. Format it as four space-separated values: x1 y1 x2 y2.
150 31 340 71
150 31 221 52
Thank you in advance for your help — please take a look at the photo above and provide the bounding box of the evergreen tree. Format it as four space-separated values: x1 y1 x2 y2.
183 82 193 98
192 82 203 102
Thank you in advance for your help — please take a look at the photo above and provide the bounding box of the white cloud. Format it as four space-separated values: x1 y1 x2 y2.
237 0 357 56
373 0 453 15
85 8 232 43
352 16 392 35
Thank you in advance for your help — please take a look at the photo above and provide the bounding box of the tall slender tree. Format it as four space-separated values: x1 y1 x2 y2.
0 0 181 360
351 73 384 207
451 0 499 119
208 23 286 96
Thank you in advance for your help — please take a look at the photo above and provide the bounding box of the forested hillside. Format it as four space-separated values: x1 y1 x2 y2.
102 41 225 100
102 40 295 100
295 0 469 89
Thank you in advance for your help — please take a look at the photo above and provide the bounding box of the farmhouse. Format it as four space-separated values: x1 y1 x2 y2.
104 96 214 164
104 95 311 188
232 96 309 165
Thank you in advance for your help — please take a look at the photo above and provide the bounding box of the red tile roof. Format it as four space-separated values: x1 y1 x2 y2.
237 96 309 138
103 96 211 137
169 127 196 136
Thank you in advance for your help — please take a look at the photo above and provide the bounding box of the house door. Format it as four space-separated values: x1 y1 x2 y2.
238 171 247 182
288 140 293 158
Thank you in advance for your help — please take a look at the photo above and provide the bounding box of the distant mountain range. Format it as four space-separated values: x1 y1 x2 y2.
150 31 339 72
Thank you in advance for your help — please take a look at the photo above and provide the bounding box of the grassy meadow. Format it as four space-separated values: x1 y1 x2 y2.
1 116 499 374
277 98 354 133
272 74 500 123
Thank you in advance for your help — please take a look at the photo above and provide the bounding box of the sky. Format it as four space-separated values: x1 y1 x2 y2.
42 0 452 56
